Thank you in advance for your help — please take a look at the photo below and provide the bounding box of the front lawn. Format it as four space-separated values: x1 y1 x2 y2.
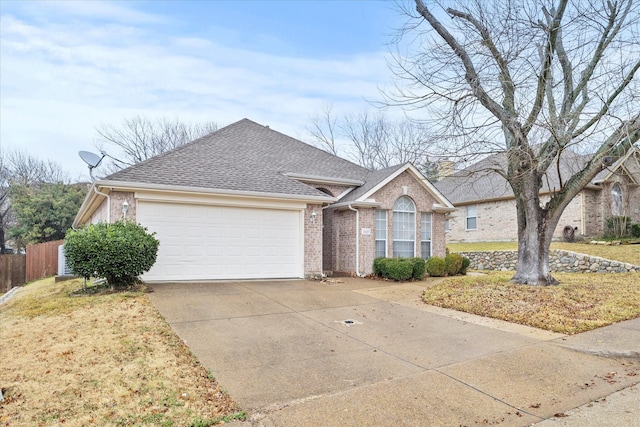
447 241 640 266
422 271 640 334
0 278 243 427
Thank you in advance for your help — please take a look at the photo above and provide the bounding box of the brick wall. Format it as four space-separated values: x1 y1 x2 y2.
304 203 323 277
446 191 589 243
328 170 448 276
87 191 136 224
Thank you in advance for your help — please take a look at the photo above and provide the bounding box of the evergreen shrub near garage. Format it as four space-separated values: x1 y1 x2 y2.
631 223 640 238
373 257 426 281
64 221 160 288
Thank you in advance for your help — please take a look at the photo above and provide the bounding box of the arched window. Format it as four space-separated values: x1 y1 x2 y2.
393 196 416 258
611 183 623 216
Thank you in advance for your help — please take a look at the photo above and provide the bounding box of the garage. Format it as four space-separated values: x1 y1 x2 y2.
137 201 304 281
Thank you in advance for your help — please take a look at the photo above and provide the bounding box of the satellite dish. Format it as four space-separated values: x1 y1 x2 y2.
78 151 106 180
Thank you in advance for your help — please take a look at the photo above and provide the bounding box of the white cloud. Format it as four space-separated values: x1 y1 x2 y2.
0 3 396 179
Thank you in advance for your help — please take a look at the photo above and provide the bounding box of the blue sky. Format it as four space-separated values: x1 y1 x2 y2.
0 0 411 180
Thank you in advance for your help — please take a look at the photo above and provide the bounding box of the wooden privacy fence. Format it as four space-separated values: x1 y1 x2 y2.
26 239 64 282
0 255 26 292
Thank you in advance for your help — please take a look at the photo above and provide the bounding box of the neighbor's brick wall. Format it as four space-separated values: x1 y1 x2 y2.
304 203 323 277
583 189 603 236
445 192 586 243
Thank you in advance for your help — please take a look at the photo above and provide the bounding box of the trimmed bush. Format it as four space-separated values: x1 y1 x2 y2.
632 223 640 238
64 221 159 288
425 256 446 277
409 257 426 280
386 259 414 281
445 253 464 276
373 257 387 276
460 256 471 275
373 257 424 281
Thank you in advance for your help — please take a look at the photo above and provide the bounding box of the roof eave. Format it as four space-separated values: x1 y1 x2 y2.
93 180 335 203
283 173 365 186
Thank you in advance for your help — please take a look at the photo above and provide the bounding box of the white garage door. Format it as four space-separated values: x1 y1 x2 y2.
137 201 303 281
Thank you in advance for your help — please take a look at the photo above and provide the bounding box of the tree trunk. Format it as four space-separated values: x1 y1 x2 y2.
510 171 560 286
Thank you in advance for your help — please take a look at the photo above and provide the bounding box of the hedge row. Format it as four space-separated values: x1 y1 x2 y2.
372 257 425 281
373 254 470 281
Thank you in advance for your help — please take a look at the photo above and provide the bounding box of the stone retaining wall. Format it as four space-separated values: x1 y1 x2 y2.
455 250 640 273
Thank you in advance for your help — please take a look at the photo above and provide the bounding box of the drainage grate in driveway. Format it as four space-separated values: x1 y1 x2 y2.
335 319 363 326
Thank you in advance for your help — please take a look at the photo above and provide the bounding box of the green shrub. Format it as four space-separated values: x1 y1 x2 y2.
64 221 159 288
373 257 386 276
373 258 421 281
445 253 464 276
460 256 471 275
425 256 446 277
631 223 640 238
387 259 413 281
409 257 426 280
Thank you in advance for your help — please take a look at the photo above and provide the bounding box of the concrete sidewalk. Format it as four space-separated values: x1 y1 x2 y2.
148 278 639 426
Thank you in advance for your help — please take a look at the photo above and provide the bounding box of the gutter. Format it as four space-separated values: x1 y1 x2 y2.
347 205 363 277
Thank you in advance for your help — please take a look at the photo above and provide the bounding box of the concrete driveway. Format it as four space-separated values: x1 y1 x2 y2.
148 278 640 426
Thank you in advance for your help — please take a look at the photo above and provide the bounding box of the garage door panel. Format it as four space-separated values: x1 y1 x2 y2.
137 201 302 281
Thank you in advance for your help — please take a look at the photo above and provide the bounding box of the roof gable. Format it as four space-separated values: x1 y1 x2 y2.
335 163 455 211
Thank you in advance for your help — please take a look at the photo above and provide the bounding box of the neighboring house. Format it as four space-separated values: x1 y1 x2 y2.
73 119 454 281
435 146 640 243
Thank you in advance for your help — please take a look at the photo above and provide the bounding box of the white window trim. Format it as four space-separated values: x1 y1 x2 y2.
421 212 432 259
375 209 388 258
393 196 416 258
466 205 477 231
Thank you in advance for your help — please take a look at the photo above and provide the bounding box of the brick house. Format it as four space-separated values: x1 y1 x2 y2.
435 146 640 243
73 119 454 281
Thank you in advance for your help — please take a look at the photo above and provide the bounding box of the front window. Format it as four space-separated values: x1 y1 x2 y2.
393 196 416 258
421 212 432 259
375 210 387 258
466 205 477 230
611 183 623 216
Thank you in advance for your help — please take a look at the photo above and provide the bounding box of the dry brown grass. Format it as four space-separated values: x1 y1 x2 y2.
0 278 242 426
422 271 640 334
447 241 640 265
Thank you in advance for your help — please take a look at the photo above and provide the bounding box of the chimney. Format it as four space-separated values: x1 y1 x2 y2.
438 160 454 181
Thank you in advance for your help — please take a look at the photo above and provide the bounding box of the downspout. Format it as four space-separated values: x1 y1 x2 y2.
348 205 363 277
93 185 111 223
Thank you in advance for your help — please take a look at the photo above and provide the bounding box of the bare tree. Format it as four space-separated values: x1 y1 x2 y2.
96 116 219 173
307 103 340 156
307 107 439 178
387 0 640 285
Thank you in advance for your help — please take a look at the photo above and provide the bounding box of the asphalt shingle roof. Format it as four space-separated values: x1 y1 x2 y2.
105 119 371 198
434 149 592 205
